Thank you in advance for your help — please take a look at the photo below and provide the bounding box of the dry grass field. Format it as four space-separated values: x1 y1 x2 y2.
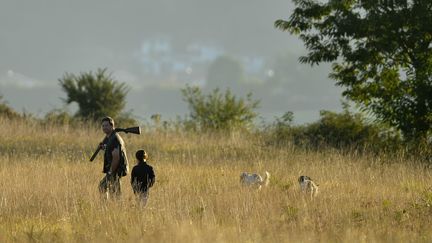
0 117 432 242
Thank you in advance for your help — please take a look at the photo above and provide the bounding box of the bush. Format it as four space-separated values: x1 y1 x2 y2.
303 109 381 149
181 85 260 131
43 109 74 126
271 106 402 151
0 96 21 119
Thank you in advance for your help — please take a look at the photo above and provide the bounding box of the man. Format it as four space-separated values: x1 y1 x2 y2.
98 116 129 199
131 149 155 206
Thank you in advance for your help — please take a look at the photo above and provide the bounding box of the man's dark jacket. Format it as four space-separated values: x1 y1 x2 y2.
103 132 129 177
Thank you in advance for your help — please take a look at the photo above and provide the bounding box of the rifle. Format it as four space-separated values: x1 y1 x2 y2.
89 126 141 162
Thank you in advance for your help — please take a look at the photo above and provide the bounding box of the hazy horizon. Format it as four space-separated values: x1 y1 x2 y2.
0 0 344 124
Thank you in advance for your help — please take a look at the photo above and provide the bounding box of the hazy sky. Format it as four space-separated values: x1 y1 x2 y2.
0 0 343 124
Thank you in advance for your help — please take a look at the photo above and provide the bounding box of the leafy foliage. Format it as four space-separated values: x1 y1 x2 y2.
58 68 129 121
181 85 260 130
270 105 401 151
298 109 383 149
43 109 74 126
275 0 432 141
0 96 20 119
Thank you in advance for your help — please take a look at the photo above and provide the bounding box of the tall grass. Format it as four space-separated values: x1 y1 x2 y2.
0 117 431 242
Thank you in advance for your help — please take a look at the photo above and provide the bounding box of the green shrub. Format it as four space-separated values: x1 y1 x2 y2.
0 96 21 119
181 85 260 131
43 109 73 125
271 105 402 152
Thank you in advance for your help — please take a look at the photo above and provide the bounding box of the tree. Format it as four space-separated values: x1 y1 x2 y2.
59 68 129 120
181 85 260 130
206 55 244 91
275 0 432 141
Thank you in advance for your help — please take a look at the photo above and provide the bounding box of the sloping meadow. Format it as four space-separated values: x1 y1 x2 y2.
0 118 431 242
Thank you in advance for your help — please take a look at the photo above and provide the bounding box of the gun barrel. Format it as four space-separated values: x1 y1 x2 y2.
125 126 141 134
115 126 141 134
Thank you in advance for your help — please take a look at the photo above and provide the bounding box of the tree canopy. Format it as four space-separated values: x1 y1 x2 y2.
181 85 260 130
275 0 432 141
59 68 129 121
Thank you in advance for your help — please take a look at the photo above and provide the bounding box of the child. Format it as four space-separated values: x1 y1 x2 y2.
131 149 155 205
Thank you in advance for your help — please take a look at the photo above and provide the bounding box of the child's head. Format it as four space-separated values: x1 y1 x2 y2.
135 149 148 162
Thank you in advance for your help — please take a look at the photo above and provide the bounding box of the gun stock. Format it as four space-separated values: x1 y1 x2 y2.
89 146 101 162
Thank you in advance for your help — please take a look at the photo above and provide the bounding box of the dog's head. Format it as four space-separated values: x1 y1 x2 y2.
240 172 248 182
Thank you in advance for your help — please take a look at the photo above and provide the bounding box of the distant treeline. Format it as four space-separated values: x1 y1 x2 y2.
1 94 430 163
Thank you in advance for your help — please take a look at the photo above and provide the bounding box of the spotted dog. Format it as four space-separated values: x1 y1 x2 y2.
240 171 270 190
298 175 319 198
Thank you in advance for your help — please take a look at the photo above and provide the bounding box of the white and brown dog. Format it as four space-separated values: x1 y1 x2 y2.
298 175 319 198
240 171 270 189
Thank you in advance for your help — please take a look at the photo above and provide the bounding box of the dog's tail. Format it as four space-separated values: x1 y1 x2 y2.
263 171 270 186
